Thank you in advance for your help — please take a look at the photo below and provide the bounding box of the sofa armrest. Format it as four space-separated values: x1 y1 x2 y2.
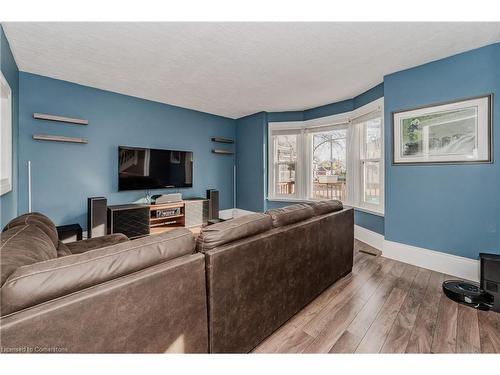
66 233 129 254
1 229 195 315
0 253 208 353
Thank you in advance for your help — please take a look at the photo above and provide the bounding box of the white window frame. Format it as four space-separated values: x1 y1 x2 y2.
267 123 303 200
0 71 13 196
352 100 385 215
268 98 384 216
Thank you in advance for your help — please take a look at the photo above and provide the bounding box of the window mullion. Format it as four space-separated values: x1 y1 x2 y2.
297 130 307 200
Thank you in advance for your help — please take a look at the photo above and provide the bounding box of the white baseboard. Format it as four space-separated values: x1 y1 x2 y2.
354 225 480 282
354 225 384 251
383 240 479 282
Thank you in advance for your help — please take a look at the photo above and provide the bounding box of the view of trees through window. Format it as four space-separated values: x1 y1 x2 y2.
312 128 347 201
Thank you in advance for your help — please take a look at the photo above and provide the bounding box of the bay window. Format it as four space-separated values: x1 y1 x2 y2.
268 98 384 215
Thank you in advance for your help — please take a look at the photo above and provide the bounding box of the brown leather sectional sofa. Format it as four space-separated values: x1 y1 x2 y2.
0 202 353 353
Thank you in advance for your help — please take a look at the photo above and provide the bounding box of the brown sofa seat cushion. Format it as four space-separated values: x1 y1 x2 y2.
0 224 58 286
307 200 343 216
0 228 195 316
196 213 272 253
265 203 314 227
3 212 58 248
66 233 129 254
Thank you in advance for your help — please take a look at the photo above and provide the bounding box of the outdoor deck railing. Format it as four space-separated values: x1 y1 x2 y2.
275 181 347 201
275 180 379 204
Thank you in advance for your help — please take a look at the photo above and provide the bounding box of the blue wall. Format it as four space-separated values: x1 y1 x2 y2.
354 210 384 234
18 72 236 230
303 98 353 121
0 26 19 228
236 46 500 257
384 43 499 259
251 84 386 235
353 83 384 109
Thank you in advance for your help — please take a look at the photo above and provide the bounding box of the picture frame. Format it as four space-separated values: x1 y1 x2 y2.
392 94 493 165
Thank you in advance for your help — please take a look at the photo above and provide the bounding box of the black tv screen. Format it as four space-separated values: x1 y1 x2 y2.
118 146 193 191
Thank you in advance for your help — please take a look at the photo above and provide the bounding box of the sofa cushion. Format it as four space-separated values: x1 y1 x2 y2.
0 224 58 286
66 233 129 254
56 241 72 257
307 200 343 216
3 212 58 248
196 213 272 253
0 228 195 315
265 203 314 228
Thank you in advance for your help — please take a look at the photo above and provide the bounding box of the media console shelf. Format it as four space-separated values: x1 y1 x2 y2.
149 202 185 234
107 199 208 238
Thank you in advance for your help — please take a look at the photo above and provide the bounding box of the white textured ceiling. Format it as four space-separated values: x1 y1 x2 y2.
3 22 500 118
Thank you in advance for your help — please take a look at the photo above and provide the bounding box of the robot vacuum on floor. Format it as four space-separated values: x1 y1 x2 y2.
442 280 493 310
442 252 500 312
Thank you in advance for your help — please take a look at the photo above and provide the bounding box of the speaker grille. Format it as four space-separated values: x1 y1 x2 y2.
88 197 107 238
207 189 219 221
185 200 209 227
108 206 150 239
485 281 498 293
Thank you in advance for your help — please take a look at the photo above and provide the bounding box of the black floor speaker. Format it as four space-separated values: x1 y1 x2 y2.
480 252 500 312
87 197 107 238
206 189 219 221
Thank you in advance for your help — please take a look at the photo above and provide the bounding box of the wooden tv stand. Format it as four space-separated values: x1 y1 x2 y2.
107 199 208 239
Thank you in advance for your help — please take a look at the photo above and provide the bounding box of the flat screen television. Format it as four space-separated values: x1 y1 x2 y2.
118 146 193 191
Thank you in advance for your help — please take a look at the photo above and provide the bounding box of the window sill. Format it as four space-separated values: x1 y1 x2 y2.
267 197 310 203
0 179 12 196
346 205 384 217
267 197 384 217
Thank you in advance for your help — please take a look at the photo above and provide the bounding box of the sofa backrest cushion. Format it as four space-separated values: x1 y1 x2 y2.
0 228 195 316
56 241 73 257
265 203 314 228
307 200 343 216
3 212 59 248
196 213 272 253
0 224 58 286
65 233 129 254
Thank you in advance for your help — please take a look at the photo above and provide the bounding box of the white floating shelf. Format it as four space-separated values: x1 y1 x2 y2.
212 149 234 155
33 113 88 125
33 134 88 144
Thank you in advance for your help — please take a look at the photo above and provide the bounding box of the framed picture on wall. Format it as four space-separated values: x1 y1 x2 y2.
392 94 492 165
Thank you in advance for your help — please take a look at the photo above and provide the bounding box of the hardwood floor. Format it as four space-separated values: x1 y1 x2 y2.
253 242 500 354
